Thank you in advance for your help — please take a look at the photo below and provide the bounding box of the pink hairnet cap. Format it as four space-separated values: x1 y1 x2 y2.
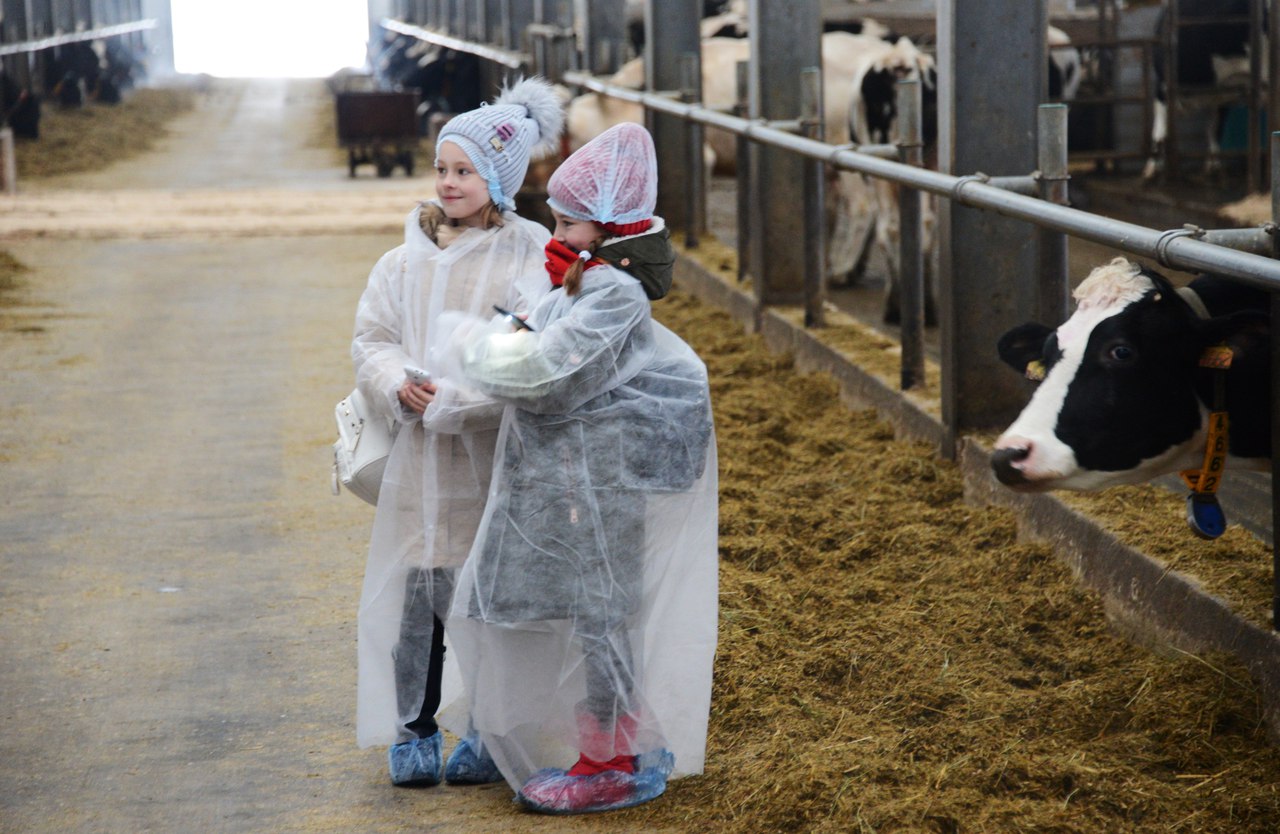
547 122 657 237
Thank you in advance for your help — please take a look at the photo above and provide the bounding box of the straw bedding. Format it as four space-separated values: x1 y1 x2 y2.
626 291 1280 833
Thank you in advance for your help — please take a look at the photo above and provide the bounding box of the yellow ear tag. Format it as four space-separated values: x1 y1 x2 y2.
1199 345 1233 369
1024 360 1046 381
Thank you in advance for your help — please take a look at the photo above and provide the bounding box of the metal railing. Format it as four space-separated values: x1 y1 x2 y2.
0 19 156 58
564 70 1280 289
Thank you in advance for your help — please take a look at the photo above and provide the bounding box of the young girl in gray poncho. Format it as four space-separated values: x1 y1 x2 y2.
437 123 719 814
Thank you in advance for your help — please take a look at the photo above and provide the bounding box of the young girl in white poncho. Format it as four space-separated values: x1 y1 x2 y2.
437 122 719 815
349 77 563 789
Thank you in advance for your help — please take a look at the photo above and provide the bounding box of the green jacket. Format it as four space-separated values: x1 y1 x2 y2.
597 220 675 301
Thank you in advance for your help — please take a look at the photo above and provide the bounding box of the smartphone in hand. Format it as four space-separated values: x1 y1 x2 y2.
493 304 535 332
404 365 432 385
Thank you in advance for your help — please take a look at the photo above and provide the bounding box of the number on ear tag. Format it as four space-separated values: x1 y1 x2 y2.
1186 493 1226 540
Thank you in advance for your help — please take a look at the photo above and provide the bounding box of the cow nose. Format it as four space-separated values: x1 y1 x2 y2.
991 444 1031 486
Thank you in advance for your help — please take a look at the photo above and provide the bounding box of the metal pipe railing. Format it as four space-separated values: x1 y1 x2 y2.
563 69 1280 293
381 17 527 70
0 19 156 57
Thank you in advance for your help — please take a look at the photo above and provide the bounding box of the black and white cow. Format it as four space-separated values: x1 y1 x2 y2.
371 27 483 134
992 257 1270 492
1144 0 1264 180
848 26 1076 326
845 31 939 325
1 71 40 138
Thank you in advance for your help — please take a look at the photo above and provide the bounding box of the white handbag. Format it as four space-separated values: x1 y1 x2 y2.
331 387 395 505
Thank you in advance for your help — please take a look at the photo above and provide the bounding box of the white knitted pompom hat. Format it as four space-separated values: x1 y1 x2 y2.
435 76 565 211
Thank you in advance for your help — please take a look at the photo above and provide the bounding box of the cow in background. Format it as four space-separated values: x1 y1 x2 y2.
842 31 938 325
1144 0 1266 180
992 258 1270 492
1048 25 1081 101
564 30 897 293
42 42 103 108
1 70 40 138
371 26 483 135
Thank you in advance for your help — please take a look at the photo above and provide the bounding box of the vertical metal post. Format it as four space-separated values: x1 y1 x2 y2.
1248 0 1265 192
509 0 534 54
645 0 700 233
801 66 825 328
681 52 706 249
140 0 175 78
1037 103 1070 326
747 0 820 307
1270 130 1280 631
1272 4 1280 189
574 0 624 75
936 0 1045 455
1165 0 1181 181
543 0 574 82
0 128 15 196
483 0 504 43
736 60 753 286
897 78 925 390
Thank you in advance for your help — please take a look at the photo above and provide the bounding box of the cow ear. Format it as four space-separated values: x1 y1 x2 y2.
998 323 1053 380
1198 311 1269 367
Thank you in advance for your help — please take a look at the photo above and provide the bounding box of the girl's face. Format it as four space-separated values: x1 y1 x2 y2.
551 209 605 253
435 141 491 227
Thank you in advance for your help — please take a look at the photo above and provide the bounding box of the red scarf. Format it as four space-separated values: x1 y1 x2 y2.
544 237 604 287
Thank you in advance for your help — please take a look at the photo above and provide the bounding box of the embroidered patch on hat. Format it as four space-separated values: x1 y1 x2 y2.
495 122 516 142
489 136 505 152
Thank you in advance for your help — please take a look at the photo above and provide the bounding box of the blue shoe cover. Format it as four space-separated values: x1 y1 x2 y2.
516 749 675 814
444 735 503 785
388 732 443 787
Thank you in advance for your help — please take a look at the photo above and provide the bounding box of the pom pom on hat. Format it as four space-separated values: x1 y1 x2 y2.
436 76 566 211
547 122 657 233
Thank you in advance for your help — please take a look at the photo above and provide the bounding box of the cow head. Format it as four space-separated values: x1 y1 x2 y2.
992 258 1270 492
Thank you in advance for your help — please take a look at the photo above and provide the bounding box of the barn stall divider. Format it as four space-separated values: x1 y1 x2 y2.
385 0 1280 736
0 0 166 191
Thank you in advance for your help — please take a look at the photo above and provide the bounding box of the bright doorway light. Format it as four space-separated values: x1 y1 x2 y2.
171 0 370 78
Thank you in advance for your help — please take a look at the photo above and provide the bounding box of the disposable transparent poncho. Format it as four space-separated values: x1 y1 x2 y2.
352 203 550 748
435 262 719 790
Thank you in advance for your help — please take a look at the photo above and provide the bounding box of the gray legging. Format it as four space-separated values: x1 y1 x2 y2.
393 567 455 739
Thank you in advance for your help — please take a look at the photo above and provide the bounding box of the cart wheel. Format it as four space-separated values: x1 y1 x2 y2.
374 149 394 178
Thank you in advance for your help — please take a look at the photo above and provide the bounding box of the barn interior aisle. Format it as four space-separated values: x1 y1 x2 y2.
3 67 1280 832
0 77 634 834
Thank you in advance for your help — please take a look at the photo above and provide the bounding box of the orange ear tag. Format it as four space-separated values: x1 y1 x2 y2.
1199 346 1233 369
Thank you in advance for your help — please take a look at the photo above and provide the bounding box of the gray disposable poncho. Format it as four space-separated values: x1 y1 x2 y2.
435 256 719 789
352 203 550 748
